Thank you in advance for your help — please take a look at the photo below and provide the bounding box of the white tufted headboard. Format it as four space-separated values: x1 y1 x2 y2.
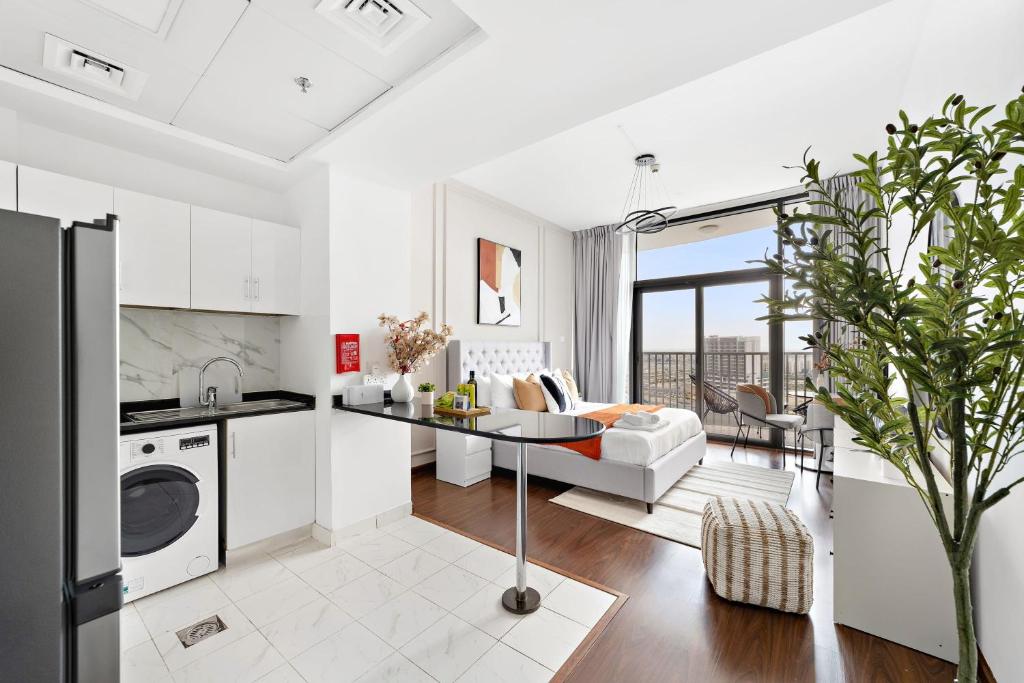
446 340 552 390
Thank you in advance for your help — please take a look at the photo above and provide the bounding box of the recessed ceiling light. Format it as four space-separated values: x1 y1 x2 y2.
698 223 720 233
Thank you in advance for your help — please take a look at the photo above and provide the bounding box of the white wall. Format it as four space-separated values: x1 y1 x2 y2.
328 172 414 531
280 166 334 530
408 181 575 455
975 459 1024 680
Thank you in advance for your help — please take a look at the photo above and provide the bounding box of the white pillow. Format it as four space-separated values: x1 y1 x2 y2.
475 375 492 407
489 373 517 408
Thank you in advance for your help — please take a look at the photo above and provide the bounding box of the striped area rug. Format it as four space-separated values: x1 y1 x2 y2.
548 462 796 548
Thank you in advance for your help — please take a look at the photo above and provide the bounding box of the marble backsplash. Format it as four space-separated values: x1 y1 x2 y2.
120 308 281 402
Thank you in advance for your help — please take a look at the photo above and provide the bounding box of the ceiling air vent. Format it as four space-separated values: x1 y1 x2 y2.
315 0 430 54
42 34 148 100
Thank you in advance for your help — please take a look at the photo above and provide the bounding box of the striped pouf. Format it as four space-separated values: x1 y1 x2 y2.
700 495 814 614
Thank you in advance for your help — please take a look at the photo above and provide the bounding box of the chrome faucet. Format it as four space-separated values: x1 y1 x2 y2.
198 356 244 411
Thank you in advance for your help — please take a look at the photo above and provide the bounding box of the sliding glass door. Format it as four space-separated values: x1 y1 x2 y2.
636 289 696 408
702 281 771 442
632 270 779 448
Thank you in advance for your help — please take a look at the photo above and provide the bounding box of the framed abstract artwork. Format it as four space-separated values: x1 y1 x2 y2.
477 238 522 326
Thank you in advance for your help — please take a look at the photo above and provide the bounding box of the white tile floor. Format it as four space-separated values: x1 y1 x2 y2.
120 517 617 683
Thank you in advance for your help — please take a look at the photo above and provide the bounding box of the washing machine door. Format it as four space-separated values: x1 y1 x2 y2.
121 465 201 558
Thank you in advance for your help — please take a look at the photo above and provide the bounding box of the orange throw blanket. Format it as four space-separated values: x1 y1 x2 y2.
556 404 664 460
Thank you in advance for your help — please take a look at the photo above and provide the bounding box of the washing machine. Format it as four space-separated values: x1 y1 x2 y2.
119 424 219 603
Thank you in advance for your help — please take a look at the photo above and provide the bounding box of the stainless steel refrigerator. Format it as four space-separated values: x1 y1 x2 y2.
0 208 122 682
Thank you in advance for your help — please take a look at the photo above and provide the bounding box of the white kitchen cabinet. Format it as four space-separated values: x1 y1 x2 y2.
251 219 300 315
17 166 113 227
190 206 252 312
115 188 191 308
0 160 15 211
225 411 315 550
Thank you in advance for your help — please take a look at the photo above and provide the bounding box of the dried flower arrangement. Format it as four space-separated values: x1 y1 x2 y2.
378 312 453 375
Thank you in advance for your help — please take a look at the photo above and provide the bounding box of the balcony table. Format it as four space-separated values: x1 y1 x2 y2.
333 397 605 614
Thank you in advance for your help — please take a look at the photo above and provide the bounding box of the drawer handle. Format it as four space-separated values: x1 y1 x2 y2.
231 432 237 459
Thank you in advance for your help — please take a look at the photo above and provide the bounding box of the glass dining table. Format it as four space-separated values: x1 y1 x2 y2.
333 397 605 614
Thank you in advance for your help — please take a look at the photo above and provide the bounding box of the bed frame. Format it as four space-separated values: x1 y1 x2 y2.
446 340 707 512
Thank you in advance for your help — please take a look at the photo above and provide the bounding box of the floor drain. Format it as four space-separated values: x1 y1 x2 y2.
176 615 227 648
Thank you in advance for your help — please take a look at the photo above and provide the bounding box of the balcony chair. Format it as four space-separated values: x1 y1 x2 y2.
688 374 741 427
733 384 804 467
798 400 835 489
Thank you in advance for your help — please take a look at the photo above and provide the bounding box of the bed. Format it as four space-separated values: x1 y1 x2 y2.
445 340 707 512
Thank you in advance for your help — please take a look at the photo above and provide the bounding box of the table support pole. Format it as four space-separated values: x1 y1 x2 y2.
502 442 540 614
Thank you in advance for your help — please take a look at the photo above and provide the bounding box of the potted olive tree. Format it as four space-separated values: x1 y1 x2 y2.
759 92 1024 682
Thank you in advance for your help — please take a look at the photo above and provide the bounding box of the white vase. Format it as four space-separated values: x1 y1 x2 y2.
391 374 414 402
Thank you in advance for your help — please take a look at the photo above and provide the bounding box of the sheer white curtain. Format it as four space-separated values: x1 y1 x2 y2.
613 231 635 403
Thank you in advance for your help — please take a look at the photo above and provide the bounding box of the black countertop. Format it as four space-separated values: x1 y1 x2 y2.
332 396 604 444
120 390 315 435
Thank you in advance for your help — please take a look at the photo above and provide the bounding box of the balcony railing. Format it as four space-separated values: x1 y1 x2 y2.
637 351 815 446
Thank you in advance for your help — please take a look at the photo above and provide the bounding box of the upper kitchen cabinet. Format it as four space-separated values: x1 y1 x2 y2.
115 189 190 309
0 161 15 211
192 208 301 315
17 166 113 227
251 219 300 315
190 206 252 312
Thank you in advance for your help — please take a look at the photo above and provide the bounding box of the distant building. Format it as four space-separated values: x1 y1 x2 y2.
704 335 765 390
704 335 761 354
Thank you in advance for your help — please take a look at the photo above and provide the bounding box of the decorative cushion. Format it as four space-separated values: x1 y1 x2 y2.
475 376 492 407
766 413 803 430
513 375 547 412
490 373 517 408
538 373 569 413
738 383 774 414
701 496 813 614
559 368 581 403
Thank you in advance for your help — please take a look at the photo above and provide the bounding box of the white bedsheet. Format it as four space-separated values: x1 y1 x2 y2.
558 402 704 467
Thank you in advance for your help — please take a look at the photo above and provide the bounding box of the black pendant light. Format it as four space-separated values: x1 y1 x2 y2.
614 153 678 235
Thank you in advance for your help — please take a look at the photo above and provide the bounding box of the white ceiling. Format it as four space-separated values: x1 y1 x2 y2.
3 0 1014 210
312 0 891 187
454 0 1024 230
0 0 478 161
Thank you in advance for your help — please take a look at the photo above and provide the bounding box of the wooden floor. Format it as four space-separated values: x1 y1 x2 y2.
411 442 957 683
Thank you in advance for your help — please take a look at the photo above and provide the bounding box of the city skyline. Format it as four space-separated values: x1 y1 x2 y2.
638 225 810 352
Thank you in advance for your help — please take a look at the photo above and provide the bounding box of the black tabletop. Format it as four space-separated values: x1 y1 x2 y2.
332 398 605 444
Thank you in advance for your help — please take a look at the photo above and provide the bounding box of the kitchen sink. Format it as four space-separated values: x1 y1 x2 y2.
214 399 306 413
126 399 306 423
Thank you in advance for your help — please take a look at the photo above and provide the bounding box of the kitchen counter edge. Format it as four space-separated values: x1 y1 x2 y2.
120 390 315 435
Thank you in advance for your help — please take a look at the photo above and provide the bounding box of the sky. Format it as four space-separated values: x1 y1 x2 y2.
637 226 810 352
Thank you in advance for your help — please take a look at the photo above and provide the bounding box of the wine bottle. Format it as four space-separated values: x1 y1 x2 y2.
467 370 477 408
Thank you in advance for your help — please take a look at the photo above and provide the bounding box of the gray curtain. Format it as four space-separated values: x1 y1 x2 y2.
809 174 885 391
573 225 625 403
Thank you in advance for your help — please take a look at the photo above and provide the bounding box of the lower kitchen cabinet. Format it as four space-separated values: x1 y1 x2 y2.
224 411 314 550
